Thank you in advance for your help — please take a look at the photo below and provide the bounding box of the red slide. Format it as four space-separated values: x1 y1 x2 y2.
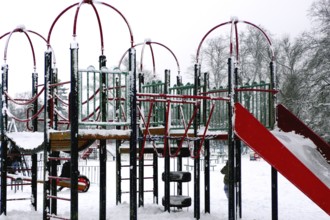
234 103 330 215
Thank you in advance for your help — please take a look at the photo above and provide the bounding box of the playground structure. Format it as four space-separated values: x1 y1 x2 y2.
0 1 329 220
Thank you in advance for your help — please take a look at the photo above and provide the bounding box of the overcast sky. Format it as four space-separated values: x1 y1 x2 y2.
0 0 315 93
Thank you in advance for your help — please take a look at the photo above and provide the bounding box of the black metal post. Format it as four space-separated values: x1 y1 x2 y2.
164 70 171 212
31 71 38 211
70 42 79 220
203 72 211 213
138 73 144 207
194 64 201 220
43 51 52 220
269 61 278 220
151 75 158 205
49 66 58 215
0 139 7 216
115 77 122 205
129 47 137 220
99 55 107 220
176 75 183 198
52 68 58 130
31 154 37 210
234 67 242 218
227 57 236 220
0 64 8 215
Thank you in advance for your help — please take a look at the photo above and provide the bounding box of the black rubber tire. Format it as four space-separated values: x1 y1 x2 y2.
162 171 191 182
162 195 192 208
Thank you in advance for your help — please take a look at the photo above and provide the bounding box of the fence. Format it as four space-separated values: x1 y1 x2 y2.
37 164 100 184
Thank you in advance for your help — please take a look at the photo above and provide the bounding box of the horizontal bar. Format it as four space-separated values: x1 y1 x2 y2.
7 198 31 201
137 98 197 104
78 121 130 126
47 195 71 201
48 157 71 161
48 176 70 181
78 68 128 75
47 214 70 220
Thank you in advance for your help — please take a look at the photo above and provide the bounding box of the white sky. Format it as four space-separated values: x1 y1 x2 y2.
0 0 315 94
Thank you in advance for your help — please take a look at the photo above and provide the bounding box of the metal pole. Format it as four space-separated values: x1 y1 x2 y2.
138 73 144 207
227 57 236 220
153 150 158 204
269 61 278 220
194 64 201 220
164 70 171 212
151 75 159 205
70 42 79 220
31 71 38 211
0 64 8 215
203 72 211 213
49 66 59 215
129 47 137 220
43 51 52 220
234 67 242 218
99 54 107 220
176 75 183 198
116 76 122 205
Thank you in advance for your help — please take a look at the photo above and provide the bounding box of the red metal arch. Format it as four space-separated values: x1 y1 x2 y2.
195 18 275 64
119 40 181 77
0 26 48 71
47 1 134 54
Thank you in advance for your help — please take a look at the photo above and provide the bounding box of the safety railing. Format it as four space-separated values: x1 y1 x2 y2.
140 80 272 131
78 66 130 128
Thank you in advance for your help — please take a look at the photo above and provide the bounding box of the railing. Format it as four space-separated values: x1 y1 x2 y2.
78 66 130 128
141 80 166 127
140 80 272 131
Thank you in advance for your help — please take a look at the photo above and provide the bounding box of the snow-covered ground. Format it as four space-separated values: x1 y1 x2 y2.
0 153 328 220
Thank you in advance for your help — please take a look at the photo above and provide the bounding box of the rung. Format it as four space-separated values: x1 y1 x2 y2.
121 165 130 168
48 176 70 181
47 214 70 220
144 177 153 179
121 164 153 167
47 195 71 201
7 198 30 201
7 183 31 186
121 176 153 181
48 157 71 161
122 190 153 194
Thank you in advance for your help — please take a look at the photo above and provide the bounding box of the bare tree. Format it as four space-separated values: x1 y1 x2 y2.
200 36 229 88
239 27 273 83
276 36 309 117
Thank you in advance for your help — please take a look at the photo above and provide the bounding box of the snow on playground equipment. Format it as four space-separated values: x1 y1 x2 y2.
0 2 329 220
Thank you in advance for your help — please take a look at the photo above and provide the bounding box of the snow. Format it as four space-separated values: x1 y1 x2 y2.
2 127 329 219
271 128 330 188
1 154 329 219
78 129 131 137
5 129 131 152
6 132 44 152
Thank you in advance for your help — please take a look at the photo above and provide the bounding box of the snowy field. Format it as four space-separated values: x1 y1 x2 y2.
0 154 329 220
